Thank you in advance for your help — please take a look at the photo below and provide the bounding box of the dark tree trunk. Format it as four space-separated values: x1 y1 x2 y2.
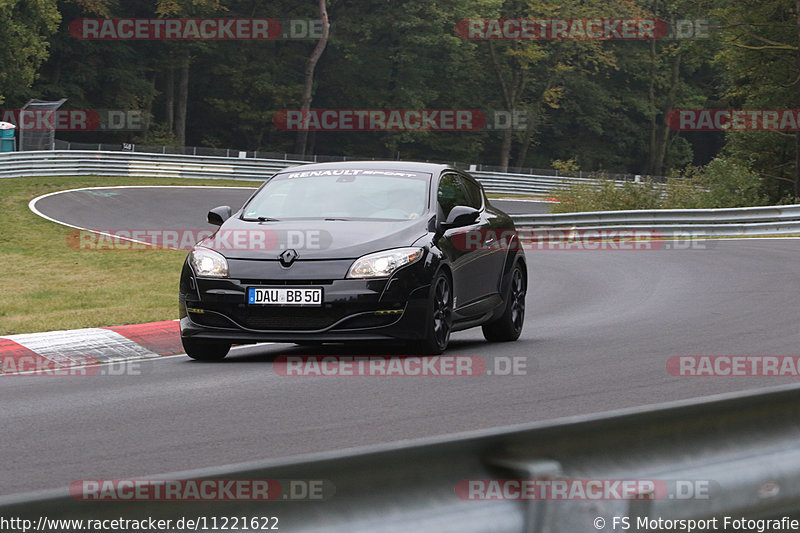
647 44 681 176
516 50 560 168
165 67 174 132
174 52 190 146
488 41 526 171
654 52 681 175
647 40 657 174
294 0 330 156
516 106 538 168
141 74 156 136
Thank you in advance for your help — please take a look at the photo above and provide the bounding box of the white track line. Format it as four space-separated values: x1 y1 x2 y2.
28 185 257 249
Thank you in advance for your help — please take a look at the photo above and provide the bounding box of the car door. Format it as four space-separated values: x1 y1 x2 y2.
436 172 494 313
460 174 509 294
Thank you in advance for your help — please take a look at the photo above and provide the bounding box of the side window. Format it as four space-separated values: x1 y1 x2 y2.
437 173 470 218
461 177 484 209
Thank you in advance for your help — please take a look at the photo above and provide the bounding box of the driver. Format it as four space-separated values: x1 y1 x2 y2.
394 188 423 219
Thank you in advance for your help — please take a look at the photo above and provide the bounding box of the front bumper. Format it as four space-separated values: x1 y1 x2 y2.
179 257 432 343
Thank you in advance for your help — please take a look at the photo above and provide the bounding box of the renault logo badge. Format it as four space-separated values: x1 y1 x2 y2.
279 248 298 267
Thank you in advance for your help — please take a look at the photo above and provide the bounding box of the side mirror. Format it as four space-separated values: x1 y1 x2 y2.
207 205 232 226
434 205 480 243
442 206 480 229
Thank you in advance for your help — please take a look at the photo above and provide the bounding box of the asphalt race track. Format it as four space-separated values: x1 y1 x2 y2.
31 186 260 235
3 187 800 495
30 186 549 237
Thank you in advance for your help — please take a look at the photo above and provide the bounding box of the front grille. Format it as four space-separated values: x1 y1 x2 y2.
191 301 398 332
229 306 350 330
239 279 334 286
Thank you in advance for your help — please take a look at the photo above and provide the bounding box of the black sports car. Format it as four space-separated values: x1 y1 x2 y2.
179 161 527 359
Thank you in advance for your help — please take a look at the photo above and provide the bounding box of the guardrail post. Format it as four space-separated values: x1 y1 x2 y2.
489 457 563 533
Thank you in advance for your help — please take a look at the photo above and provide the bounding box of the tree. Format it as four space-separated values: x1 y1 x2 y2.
155 0 226 147
294 0 330 156
0 0 60 106
710 0 800 200
475 0 648 170
303 0 489 161
639 0 718 176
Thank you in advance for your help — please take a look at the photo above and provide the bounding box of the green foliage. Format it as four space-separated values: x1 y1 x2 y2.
551 178 664 213
0 0 60 105
551 157 579 174
675 157 769 208
551 157 770 212
132 121 177 146
0 0 796 197
705 0 799 200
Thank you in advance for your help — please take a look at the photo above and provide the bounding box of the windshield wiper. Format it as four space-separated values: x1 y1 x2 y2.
324 217 352 221
256 216 280 222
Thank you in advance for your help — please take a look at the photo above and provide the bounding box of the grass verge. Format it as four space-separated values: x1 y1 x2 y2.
0 176 261 335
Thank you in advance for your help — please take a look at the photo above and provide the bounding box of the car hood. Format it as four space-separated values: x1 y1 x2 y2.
197 217 430 260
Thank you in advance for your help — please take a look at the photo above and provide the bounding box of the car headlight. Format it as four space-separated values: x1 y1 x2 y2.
189 247 229 278
347 247 423 279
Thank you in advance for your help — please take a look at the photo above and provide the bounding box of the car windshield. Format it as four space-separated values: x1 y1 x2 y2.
242 169 430 221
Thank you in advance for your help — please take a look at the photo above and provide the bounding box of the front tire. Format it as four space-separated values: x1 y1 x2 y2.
182 337 231 361
482 263 526 342
414 271 453 355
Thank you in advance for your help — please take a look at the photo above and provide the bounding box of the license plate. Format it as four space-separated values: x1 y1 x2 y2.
247 287 323 306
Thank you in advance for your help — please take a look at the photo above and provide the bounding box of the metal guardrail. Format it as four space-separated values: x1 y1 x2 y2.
511 204 800 236
54 139 667 183
0 150 302 181
0 150 630 195
471 169 633 195
3 384 800 531
2 150 798 236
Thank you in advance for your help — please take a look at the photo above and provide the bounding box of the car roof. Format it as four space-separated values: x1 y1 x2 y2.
278 160 453 175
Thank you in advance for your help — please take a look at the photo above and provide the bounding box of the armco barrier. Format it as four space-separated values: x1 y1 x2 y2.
3 150 799 236
0 150 301 181
471 169 631 195
2 384 800 531
512 204 800 236
0 150 630 195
